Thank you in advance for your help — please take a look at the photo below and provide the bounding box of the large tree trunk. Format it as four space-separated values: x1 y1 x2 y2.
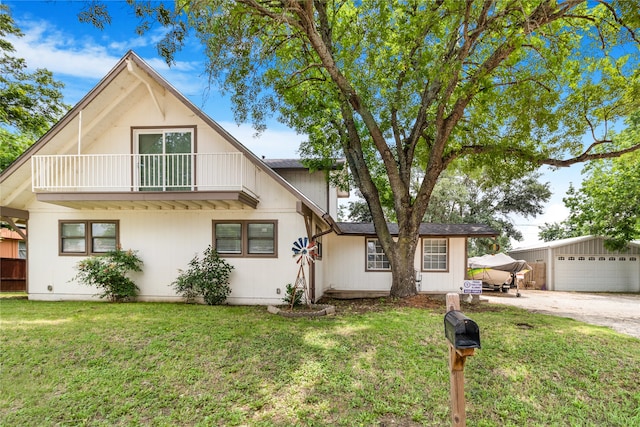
388 232 419 298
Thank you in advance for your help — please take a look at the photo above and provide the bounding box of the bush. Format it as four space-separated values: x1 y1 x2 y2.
73 249 143 302
172 246 234 305
282 283 303 307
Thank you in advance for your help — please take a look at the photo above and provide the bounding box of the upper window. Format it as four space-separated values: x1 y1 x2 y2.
213 221 277 257
134 127 194 191
60 220 119 256
366 238 390 271
422 238 448 271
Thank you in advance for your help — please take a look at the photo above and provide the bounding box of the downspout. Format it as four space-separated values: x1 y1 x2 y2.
126 59 165 119
314 213 341 239
307 212 340 304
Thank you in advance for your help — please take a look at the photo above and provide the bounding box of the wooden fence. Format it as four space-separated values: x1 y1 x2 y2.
523 262 546 290
1 258 26 292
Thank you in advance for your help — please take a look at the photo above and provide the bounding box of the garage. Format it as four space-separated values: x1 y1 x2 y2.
510 236 640 292
555 254 640 292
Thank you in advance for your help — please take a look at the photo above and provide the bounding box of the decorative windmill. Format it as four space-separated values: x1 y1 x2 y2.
290 237 316 308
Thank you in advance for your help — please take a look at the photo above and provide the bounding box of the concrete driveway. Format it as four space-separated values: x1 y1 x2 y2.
481 290 640 339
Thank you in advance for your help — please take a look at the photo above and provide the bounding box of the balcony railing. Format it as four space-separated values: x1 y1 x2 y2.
31 153 258 196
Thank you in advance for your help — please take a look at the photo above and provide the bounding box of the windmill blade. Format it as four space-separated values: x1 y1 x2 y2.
292 237 309 254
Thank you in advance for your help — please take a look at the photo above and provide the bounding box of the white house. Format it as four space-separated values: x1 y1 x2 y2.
0 51 496 304
509 236 640 292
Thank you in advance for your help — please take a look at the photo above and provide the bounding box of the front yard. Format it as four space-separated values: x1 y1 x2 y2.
1 298 639 426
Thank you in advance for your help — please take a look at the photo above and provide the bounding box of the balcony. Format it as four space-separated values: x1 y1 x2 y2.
31 153 260 210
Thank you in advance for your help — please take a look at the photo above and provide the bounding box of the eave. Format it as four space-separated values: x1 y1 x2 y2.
36 191 258 210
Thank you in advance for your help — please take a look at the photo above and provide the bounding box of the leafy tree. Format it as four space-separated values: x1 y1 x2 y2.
556 114 639 250
0 4 68 171
426 169 551 255
342 168 552 255
93 1 640 297
538 219 579 242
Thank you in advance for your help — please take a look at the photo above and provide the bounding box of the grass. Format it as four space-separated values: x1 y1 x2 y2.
1 299 639 426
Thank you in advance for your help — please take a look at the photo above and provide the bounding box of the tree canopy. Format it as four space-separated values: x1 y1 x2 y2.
539 112 640 250
0 4 68 171
92 0 640 297
342 168 551 255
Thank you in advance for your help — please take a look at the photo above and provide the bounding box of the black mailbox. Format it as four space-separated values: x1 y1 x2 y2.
444 310 481 349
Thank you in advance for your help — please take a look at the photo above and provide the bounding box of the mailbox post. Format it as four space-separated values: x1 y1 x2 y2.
444 293 481 427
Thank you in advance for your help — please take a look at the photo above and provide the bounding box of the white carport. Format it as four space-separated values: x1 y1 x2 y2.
509 236 640 292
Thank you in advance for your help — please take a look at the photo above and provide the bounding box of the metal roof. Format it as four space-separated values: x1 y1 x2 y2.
511 235 640 252
335 222 497 237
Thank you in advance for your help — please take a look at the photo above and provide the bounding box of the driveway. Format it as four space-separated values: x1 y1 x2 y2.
481 290 640 339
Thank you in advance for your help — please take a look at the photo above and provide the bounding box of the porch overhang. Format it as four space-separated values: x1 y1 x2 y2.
36 191 259 210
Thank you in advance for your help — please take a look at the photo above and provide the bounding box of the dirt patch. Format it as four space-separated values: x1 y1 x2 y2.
317 294 502 315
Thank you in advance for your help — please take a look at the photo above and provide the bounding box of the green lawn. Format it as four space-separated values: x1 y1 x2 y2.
1 299 639 426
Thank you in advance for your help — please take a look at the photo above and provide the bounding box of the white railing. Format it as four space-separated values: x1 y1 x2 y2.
31 153 258 196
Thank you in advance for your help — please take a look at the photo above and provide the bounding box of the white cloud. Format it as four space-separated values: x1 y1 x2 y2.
10 17 200 83
9 21 119 79
8 15 210 107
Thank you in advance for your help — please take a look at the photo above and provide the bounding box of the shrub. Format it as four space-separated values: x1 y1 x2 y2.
172 246 234 305
282 283 303 307
73 248 143 302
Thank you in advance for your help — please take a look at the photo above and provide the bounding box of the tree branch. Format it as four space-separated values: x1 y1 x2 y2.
540 144 640 167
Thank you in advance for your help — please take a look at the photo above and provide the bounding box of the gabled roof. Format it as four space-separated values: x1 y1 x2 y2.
335 222 497 237
0 51 331 225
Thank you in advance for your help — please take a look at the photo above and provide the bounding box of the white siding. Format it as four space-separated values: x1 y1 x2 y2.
276 170 328 211
320 235 469 294
419 238 468 293
27 202 310 305
323 235 392 291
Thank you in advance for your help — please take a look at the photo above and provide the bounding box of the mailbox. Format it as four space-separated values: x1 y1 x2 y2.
444 310 481 349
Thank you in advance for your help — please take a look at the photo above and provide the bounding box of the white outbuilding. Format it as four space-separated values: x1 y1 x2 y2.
509 236 640 292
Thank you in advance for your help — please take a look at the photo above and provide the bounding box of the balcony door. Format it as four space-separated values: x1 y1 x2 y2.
135 129 194 191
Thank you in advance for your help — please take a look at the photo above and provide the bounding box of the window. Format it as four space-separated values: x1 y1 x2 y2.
422 238 448 271
59 220 119 256
366 238 390 271
213 221 277 257
134 127 194 191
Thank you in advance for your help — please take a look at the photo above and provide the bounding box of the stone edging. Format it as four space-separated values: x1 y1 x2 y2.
267 304 336 318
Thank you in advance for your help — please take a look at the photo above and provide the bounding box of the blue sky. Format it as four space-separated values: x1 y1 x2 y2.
4 0 589 247
4 0 305 158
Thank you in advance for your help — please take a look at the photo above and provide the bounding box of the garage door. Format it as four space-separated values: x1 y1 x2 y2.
555 255 640 292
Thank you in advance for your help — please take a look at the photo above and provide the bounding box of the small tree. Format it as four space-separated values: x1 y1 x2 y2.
73 248 143 302
172 246 234 305
282 283 303 308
